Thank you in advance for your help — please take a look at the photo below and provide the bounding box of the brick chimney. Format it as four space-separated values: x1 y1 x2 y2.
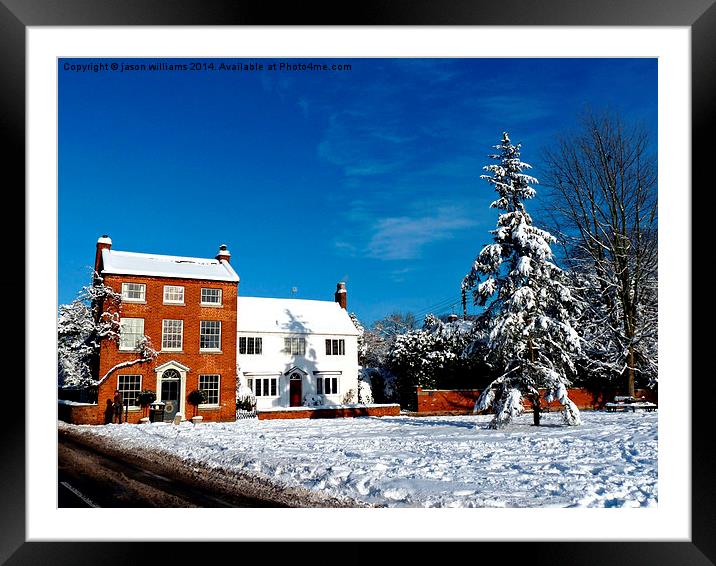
335 282 347 309
94 235 112 278
216 244 231 263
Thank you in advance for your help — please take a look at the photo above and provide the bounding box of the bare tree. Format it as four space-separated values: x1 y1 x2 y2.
541 111 658 395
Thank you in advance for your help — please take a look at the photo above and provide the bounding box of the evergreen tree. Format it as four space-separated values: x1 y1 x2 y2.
58 276 157 389
57 281 122 388
463 132 581 428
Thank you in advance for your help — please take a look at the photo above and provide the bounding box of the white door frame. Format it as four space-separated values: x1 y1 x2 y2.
155 360 190 420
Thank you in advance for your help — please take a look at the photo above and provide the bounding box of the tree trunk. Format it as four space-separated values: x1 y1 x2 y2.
627 344 636 397
527 338 540 426
532 394 541 426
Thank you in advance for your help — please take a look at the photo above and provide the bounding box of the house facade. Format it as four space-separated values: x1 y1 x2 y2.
237 290 361 410
93 237 239 424
61 236 360 424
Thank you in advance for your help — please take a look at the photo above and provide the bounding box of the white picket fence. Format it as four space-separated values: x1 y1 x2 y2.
236 409 258 420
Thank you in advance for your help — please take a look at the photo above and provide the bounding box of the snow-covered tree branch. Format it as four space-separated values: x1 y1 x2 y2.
541 111 658 394
97 336 158 383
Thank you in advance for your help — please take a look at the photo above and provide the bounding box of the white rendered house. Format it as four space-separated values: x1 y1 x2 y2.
237 284 361 409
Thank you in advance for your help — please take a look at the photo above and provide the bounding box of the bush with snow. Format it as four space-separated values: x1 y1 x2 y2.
357 370 374 404
385 313 482 407
236 379 257 411
303 394 323 407
341 389 357 405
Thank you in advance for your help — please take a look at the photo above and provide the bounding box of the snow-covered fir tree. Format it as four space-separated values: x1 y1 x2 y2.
463 132 581 428
58 275 157 389
57 280 122 388
57 299 98 388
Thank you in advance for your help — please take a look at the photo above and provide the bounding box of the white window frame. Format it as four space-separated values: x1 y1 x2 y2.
248 376 279 398
121 282 146 303
117 374 142 408
283 336 306 356
200 288 222 306
119 317 145 351
317 375 340 396
199 320 222 352
163 285 185 305
161 319 184 351
198 374 220 407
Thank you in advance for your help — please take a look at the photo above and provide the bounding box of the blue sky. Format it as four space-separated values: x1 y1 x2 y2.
58 58 657 326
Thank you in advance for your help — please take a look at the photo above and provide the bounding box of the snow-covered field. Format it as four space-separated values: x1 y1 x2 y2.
62 411 657 508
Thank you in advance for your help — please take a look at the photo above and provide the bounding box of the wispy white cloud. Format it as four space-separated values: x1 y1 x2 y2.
365 206 477 261
387 266 417 283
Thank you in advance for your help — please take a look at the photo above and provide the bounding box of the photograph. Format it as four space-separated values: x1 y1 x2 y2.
56 56 659 510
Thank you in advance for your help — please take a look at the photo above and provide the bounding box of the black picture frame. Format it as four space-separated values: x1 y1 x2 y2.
3 1 708 564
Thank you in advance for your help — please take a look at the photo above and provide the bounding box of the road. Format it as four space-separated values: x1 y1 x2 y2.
58 433 287 508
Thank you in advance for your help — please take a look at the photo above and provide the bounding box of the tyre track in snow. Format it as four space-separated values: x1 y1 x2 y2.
58 425 361 508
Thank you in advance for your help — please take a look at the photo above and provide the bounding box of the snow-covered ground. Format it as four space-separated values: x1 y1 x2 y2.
62 411 657 508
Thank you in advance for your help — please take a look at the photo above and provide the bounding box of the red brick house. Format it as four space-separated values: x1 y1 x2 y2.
83 236 239 424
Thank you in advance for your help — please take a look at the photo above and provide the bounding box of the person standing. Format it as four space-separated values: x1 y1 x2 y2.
113 389 124 424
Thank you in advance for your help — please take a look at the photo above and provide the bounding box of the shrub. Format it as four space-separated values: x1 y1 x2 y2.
303 394 323 407
137 389 157 417
187 389 207 417
236 396 256 411
341 389 356 405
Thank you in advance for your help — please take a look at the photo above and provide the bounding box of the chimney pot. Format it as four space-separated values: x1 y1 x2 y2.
216 244 231 263
335 282 347 309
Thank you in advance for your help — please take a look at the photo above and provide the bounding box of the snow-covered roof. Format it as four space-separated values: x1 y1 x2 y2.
101 249 239 282
237 296 360 336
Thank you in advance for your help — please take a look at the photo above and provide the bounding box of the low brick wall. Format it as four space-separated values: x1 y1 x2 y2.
58 401 101 425
416 388 482 414
258 404 401 420
415 387 657 414
59 400 240 425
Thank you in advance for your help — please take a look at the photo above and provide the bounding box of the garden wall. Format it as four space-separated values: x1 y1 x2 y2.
258 404 400 420
59 400 166 424
415 386 657 414
58 401 101 425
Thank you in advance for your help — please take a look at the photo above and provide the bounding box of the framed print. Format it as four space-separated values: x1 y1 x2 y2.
2 0 710 564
